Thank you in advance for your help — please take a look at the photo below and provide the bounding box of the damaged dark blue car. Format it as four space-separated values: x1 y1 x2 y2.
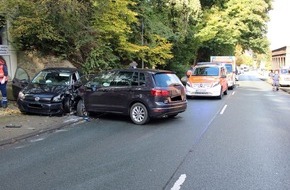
12 67 83 115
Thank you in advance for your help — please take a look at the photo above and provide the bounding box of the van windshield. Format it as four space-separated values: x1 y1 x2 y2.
193 67 219 76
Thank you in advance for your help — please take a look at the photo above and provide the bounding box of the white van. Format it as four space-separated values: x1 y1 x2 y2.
224 63 236 89
278 67 290 86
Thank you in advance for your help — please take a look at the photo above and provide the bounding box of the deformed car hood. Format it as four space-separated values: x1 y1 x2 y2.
22 83 69 95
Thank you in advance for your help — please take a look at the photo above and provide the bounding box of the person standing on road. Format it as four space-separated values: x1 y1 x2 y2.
0 56 8 108
269 69 274 78
272 70 279 91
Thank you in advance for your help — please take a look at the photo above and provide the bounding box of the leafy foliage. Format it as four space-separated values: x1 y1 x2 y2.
0 0 272 74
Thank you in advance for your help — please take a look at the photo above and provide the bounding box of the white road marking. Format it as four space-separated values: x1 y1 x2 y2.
171 174 187 190
30 137 45 143
220 105 228 115
15 145 29 149
55 129 68 133
232 91 236 95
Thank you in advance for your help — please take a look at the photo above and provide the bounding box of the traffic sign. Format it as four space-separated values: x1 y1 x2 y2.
0 45 9 55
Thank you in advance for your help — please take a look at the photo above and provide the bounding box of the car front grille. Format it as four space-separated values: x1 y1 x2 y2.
25 96 52 103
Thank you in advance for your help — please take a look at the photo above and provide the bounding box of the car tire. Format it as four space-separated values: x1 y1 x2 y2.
63 97 72 113
130 103 149 125
76 99 88 117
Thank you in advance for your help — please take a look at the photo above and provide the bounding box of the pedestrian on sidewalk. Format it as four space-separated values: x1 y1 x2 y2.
0 56 8 108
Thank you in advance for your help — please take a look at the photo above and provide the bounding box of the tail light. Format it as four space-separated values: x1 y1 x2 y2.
151 89 169 97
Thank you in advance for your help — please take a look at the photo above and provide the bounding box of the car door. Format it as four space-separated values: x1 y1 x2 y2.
11 67 30 100
84 70 134 114
84 70 117 112
108 71 134 113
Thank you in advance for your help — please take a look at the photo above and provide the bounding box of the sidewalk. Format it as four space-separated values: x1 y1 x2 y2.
0 101 84 146
1 73 290 147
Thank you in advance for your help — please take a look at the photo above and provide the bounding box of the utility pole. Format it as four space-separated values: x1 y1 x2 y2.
141 18 144 69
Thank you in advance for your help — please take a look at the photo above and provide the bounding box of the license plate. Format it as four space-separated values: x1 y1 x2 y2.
196 89 206 93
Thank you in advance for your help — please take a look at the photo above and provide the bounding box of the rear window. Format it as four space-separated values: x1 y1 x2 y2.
153 73 182 87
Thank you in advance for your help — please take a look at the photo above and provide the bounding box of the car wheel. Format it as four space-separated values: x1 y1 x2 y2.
130 103 149 125
76 99 88 117
63 97 72 113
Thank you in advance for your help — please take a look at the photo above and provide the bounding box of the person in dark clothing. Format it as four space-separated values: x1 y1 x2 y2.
0 57 8 108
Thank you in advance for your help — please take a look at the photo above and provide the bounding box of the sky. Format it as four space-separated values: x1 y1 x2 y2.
267 0 290 50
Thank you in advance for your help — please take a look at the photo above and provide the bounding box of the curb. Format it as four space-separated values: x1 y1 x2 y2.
0 116 84 147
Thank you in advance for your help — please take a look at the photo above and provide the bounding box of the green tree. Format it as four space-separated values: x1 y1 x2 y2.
225 0 271 53
0 0 96 69
128 0 175 68
0 0 273 75
196 0 272 61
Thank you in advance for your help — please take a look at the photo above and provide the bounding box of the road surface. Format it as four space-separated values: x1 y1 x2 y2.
0 72 289 190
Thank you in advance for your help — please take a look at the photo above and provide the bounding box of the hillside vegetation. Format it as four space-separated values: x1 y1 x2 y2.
1 0 272 76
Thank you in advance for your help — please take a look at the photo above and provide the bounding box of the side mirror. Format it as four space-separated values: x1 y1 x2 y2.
91 84 97 92
73 80 82 88
20 79 29 87
85 82 98 91
180 76 187 85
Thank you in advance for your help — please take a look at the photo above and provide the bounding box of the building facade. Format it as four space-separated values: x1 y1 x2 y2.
0 21 17 80
271 46 290 70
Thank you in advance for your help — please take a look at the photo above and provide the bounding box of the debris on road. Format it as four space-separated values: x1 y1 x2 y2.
5 124 22 128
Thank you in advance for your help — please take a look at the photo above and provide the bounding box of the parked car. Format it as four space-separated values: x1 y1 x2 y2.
76 68 187 125
278 67 290 87
186 63 228 99
12 67 83 115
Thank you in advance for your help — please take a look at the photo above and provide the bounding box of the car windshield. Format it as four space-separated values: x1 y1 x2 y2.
153 73 182 87
225 64 233 73
32 71 71 85
193 67 219 76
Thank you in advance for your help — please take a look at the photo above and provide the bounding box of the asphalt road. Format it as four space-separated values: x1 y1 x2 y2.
0 72 289 190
